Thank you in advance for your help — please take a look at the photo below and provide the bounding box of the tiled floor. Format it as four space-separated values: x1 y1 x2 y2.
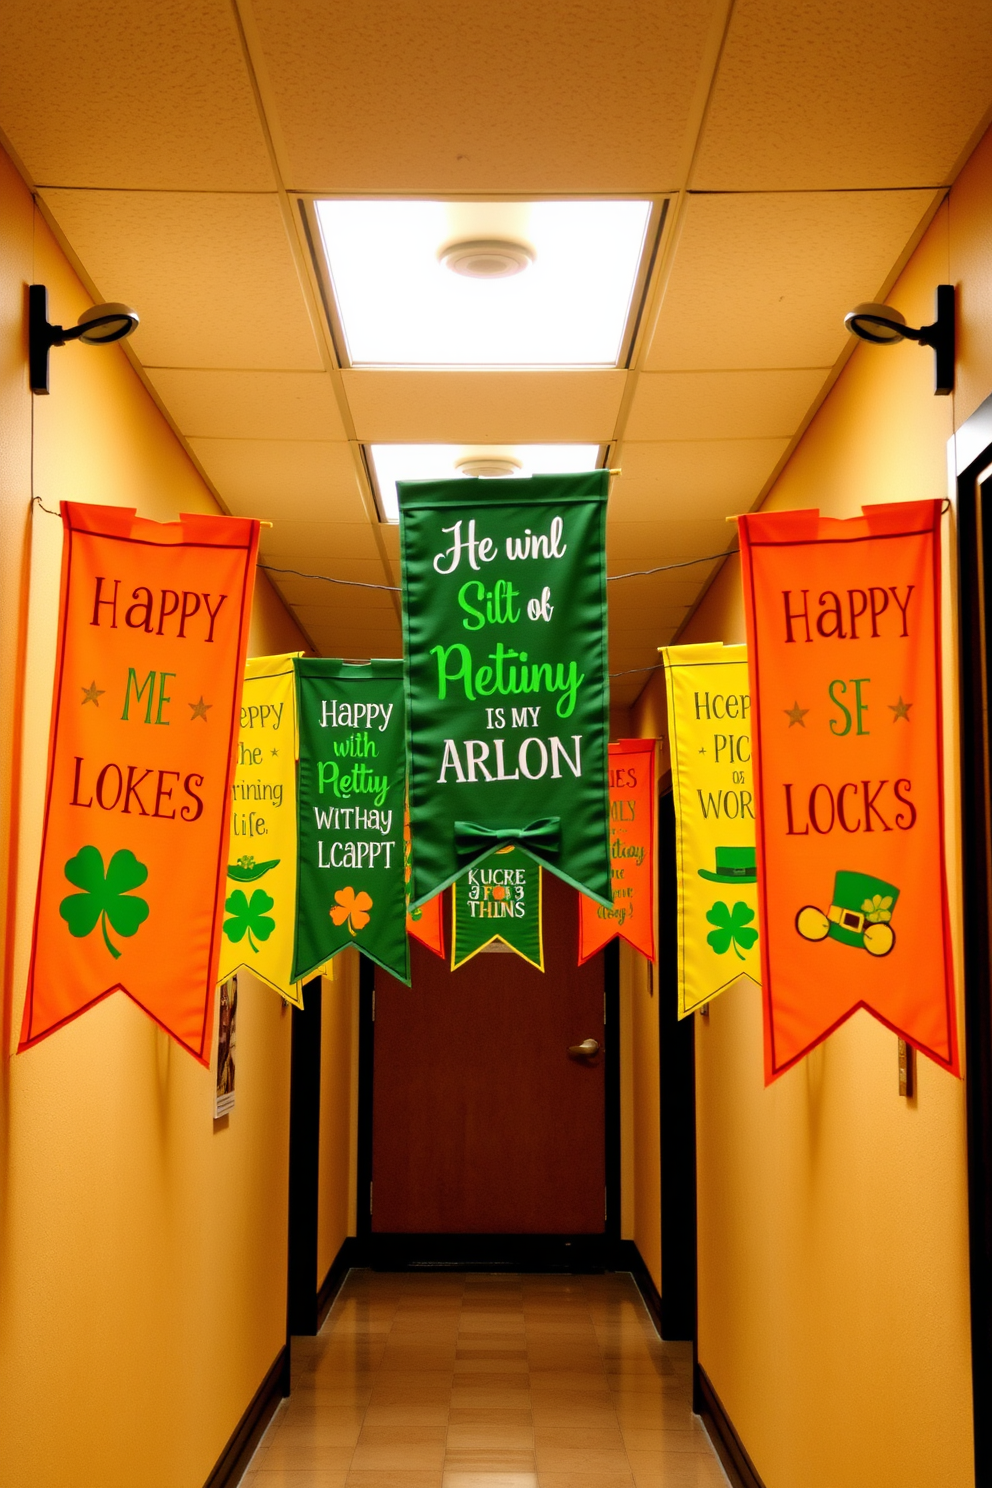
241 1271 729 1488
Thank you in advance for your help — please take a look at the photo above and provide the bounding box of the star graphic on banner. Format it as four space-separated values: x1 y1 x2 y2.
698 746 707 754
80 680 104 706
271 747 279 757
889 695 913 722
784 701 809 727
189 697 212 722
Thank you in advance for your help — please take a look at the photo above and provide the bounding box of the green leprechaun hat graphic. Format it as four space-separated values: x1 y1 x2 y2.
796 870 900 958
698 846 757 883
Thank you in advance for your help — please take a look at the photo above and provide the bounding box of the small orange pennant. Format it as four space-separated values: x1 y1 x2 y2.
404 799 444 958
579 739 656 964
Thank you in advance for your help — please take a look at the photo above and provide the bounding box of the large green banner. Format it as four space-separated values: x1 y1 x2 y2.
293 659 409 984
399 472 612 908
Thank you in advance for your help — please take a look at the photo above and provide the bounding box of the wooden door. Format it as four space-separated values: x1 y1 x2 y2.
371 872 606 1234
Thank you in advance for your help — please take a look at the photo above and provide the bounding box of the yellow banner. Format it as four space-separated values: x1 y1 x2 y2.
661 643 759 1017
217 654 306 1007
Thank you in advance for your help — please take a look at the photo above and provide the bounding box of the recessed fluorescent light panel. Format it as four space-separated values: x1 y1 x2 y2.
314 199 654 368
368 444 602 522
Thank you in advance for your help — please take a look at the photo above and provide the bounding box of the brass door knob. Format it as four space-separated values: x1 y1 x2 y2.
567 1038 601 1058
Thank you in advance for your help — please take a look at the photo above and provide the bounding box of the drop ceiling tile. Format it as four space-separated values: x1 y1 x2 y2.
40 190 322 370
341 371 626 443
187 439 368 522
609 440 789 520
147 370 346 441
260 521 382 561
606 518 735 564
694 0 992 190
253 0 712 193
0 0 273 190
624 369 829 441
644 190 937 371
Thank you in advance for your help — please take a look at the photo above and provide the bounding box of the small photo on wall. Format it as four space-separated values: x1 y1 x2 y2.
215 975 237 1118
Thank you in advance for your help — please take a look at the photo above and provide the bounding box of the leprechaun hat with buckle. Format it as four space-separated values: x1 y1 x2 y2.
796 869 900 957
826 870 899 946
698 846 757 883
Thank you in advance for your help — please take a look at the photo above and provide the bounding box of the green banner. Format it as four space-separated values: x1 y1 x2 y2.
451 846 544 970
399 472 612 908
292 659 410 984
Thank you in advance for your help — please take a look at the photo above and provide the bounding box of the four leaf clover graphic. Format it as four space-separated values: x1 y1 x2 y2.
330 886 373 937
706 899 758 960
60 845 150 959
861 894 893 923
223 889 276 953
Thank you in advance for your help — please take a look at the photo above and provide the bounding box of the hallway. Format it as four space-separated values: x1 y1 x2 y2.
243 1273 728 1488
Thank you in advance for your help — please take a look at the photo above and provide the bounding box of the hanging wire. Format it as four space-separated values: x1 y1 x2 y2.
258 547 736 595
29 500 727 681
609 663 664 679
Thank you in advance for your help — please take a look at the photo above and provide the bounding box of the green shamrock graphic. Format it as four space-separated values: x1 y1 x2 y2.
861 894 894 924
706 899 758 961
59 845 149 959
223 888 275 953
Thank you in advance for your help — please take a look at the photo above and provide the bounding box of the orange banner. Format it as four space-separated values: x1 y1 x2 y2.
579 739 656 964
404 801 444 958
739 500 957 1081
20 503 259 1063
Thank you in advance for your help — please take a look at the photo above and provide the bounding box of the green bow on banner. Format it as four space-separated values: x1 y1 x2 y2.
454 817 561 856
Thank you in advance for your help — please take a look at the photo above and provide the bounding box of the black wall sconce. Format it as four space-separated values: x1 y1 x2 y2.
844 284 955 396
29 283 140 395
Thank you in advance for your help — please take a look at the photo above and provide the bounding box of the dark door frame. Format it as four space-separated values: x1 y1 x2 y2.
286 976 324 1341
952 389 992 1485
354 926 622 1273
657 786 698 1345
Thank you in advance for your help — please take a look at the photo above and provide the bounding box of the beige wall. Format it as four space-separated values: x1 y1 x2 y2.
629 124 992 1488
0 143 313 1488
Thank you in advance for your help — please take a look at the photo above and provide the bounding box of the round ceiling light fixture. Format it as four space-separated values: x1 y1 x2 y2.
455 455 523 479
439 239 535 279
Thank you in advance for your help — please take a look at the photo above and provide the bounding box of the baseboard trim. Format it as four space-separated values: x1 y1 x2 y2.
695 1364 766 1488
317 1236 359 1329
356 1232 611 1271
201 1345 286 1488
614 1239 663 1336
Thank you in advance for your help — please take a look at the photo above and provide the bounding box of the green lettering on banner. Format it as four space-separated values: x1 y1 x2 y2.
399 473 612 908
292 658 410 984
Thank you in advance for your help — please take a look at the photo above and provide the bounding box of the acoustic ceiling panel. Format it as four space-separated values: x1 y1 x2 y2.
260 520 384 561
40 190 322 369
693 0 992 191
147 370 347 441
340 370 627 443
609 439 790 521
606 517 739 565
624 368 830 442
187 438 369 523
644 190 938 371
0 0 273 190
251 0 715 192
